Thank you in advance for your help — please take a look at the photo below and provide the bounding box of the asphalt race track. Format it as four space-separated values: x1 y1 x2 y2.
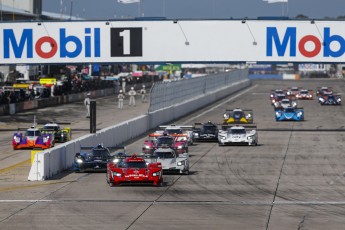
1 79 345 230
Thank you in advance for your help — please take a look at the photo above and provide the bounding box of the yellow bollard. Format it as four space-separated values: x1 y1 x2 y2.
31 150 42 165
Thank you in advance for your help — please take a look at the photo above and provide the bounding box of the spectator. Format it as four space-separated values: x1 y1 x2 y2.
140 85 147 103
118 90 125 109
128 87 136 107
84 93 90 118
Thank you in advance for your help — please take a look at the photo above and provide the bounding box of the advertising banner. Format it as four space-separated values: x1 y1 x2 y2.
1 20 345 64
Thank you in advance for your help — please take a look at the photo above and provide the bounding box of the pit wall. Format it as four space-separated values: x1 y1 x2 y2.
28 73 250 181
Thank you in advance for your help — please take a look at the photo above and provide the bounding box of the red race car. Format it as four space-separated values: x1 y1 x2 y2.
142 131 188 155
106 154 163 187
316 87 333 97
296 89 313 100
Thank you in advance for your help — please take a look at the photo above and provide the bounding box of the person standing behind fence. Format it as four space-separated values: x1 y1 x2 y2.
84 93 90 118
128 87 136 107
122 78 126 93
140 85 147 103
118 90 125 109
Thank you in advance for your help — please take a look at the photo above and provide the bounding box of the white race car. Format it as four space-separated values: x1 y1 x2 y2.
218 125 258 146
149 148 189 175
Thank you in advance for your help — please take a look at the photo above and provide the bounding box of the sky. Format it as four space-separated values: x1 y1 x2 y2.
42 0 345 20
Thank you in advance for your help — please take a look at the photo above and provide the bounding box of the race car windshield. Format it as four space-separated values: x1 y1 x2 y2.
123 162 147 168
157 137 174 146
26 130 41 136
281 100 290 104
154 151 175 159
92 149 110 157
232 111 244 118
229 129 246 134
166 129 183 134
300 90 308 94
285 108 295 113
44 125 59 131
204 125 217 132
277 95 285 100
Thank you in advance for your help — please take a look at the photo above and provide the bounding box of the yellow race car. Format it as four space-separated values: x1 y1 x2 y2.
40 122 72 143
223 108 253 124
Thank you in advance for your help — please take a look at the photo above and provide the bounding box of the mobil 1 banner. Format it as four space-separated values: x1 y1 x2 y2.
110 28 142 57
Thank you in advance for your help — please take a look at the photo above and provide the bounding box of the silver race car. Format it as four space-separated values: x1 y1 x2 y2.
149 148 189 175
273 98 297 109
218 124 258 146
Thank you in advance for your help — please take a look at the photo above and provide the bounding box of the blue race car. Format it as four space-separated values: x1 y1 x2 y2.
275 107 304 121
318 94 341 105
74 144 125 173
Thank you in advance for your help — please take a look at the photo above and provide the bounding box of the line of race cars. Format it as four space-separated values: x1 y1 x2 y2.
270 86 341 122
12 121 72 150
14 85 341 186
73 112 259 187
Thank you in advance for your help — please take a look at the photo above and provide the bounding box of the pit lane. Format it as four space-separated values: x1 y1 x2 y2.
1 79 345 229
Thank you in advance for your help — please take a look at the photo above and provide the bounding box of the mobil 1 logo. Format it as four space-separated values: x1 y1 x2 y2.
111 28 142 57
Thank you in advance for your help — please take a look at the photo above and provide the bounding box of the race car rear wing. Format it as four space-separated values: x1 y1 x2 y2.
37 121 71 125
224 109 253 113
80 145 126 153
219 123 257 131
159 124 193 130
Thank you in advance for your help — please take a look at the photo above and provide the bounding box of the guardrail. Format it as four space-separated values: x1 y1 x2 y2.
28 70 250 181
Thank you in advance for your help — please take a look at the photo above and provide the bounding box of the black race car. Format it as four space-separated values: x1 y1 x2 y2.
40 122 72 143
74 144 125 173
192 121 219 142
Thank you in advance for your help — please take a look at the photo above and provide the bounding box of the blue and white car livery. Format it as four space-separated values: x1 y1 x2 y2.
275 107 304 121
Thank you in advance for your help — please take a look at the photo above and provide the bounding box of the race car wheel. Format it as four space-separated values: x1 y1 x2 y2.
184 170 189 175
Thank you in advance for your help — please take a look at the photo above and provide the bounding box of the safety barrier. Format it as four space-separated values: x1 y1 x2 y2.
28 72 250 181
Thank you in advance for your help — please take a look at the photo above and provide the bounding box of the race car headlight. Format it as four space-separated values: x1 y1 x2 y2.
247 136 253 140
275 112 281 117
43 137 49 143
220 136 226 140
113 172 122 177
152 172 160 177
319 98 325 102
287 92 291 95
246 114 251 119
223 114 229 119
13 136 20 142
193 133 199 137
144 145 151 149
338 98 341 102
76 158 83 163
177 146 183 149
177 161 185 166
113 158 120 163
297 112 302 117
